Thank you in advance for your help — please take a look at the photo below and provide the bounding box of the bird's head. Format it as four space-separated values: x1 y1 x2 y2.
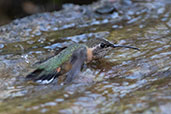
86 38 139 59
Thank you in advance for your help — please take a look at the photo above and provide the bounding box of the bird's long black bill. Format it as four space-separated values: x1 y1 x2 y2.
111 44 140 50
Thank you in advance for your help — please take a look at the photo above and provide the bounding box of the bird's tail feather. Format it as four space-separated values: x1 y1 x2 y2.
26 69 59 84
26 69 43 80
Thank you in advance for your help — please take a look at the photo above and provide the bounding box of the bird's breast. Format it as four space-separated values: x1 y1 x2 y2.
86 47 94 62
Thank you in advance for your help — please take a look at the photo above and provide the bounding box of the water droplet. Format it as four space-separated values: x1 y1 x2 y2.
41 108 48 113
55 98 64 102
0 44 4 48
64 94 69 98
112 25 119 29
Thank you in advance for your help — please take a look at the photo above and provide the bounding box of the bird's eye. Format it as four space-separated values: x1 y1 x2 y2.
100 43 106 48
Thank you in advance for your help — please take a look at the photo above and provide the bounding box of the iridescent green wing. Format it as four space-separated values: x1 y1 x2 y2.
26 44 84 84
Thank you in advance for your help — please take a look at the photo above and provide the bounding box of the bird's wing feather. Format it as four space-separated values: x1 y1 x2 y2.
25 46 71 84
64 47 87 83
26 44 83 84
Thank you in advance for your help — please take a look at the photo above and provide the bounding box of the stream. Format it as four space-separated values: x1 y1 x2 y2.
0 0 170 113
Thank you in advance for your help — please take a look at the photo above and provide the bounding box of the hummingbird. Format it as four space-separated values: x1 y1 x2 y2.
26 38 139 84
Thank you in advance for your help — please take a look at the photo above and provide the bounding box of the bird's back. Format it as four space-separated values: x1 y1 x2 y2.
39 43 86 71
26 43 87 84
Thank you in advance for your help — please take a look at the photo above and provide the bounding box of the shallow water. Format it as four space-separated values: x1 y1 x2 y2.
0 0 171 114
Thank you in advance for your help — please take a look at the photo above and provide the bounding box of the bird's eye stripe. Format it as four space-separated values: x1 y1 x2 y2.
100 43 105 48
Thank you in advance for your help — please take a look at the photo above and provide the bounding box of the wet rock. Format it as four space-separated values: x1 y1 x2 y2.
95 4 117 15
